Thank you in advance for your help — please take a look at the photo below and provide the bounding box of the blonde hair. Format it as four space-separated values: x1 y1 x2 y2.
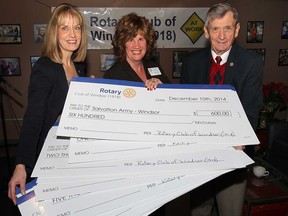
41 3 87 63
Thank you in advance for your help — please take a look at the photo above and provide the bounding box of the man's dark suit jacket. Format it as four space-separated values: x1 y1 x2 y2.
15 57 86 173
181 43 263 133
104 59 171 84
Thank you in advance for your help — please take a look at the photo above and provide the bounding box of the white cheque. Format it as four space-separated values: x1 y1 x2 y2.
41 171 229 216
68 138 232 164
32 126 253 178
57 78 259 145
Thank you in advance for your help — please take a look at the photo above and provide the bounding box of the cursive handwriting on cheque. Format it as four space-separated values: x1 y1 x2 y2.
155 130 236 137
136 157 224 166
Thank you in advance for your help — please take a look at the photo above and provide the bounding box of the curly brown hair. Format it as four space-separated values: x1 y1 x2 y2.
112 12 156 62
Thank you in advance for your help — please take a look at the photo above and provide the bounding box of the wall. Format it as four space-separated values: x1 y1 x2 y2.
0 0 287 141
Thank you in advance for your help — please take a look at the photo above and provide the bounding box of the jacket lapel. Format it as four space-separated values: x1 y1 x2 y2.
123 60 143 82
224 44 237 84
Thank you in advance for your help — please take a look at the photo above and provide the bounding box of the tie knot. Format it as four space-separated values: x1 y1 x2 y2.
215 56 222 65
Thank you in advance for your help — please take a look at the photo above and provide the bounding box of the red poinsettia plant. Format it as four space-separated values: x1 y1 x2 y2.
262 82 288 112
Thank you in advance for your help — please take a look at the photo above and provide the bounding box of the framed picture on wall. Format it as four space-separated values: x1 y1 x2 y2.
281 21 288 39
247 48 266 64
0 57 21 76
33 24 47 43
0 24 22 44
172 51 188 78
30 56 40 68
247 21 264 43
100 54 116 72
278 49 288 66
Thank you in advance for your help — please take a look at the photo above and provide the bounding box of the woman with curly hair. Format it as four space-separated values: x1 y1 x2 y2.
104 12 170 90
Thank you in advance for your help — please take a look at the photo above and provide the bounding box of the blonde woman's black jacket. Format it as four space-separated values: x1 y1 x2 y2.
15 57 86 174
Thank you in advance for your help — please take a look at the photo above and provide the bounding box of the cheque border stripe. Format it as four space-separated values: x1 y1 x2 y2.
71 77 236 91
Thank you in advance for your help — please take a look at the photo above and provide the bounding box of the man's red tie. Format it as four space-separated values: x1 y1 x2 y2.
214 56 222 84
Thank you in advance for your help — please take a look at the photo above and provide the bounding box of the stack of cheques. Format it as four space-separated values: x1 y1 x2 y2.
16 78 258 216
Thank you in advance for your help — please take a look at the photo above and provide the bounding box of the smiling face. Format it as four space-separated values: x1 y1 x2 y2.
204 11 240 55
125 31 147 64
57 14 82 56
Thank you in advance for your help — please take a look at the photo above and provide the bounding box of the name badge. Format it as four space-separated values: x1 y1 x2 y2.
148 67 162 76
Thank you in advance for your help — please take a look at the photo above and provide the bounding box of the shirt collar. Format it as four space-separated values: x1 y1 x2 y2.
211 48 231 65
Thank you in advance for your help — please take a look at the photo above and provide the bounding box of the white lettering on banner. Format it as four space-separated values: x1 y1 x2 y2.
78 7 209 49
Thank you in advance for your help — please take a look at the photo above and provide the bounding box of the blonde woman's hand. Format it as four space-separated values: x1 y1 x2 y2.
8 164 27 205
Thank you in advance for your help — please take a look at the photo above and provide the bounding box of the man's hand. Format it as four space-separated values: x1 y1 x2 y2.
233 145 245 151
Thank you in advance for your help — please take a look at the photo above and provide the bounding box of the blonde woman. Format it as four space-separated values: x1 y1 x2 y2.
8 3 87 204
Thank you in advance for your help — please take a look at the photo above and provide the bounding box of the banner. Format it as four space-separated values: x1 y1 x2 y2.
79 7 209 49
